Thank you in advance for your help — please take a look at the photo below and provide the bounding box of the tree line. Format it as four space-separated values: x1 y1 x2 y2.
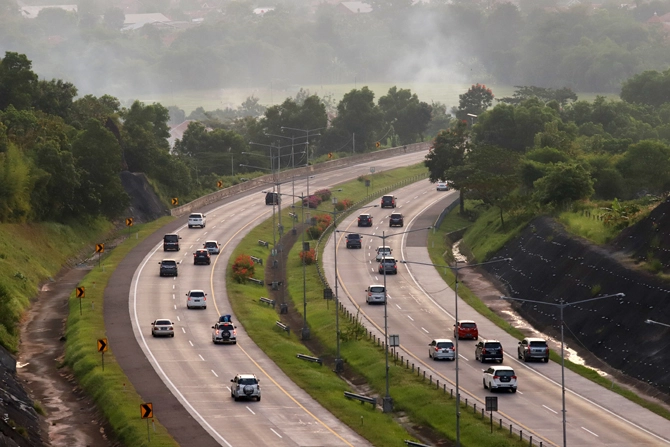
2 0 670 96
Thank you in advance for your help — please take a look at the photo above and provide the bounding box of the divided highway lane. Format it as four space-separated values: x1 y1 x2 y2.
125 150 429 446
324 179 670 447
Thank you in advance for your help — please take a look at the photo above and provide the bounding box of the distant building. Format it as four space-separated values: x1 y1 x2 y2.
168 120 195 150
21 4 77 18
338 2 372 14
647 12 670 36
122 13 171 31
253 7 275 15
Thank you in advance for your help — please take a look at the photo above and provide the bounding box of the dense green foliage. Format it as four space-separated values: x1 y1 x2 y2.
2 0 670 97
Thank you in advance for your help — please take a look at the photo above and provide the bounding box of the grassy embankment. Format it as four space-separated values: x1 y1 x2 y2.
226 165 533 447
428 200 670 421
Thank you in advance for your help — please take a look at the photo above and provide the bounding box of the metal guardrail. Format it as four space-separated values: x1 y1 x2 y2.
275 321 290 335
343 391 376 408
259 297 275 308
250 255 263 265
296 354 322 364
248 278 264 285
404 441 431 447
258 240 269 247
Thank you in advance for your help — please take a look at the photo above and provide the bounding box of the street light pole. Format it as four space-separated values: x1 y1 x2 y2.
281 126 326 166
500 292 625 447
401 257 511 447
301 189 309 340
341 225 432 413
645 319 670 328
332 198 343 373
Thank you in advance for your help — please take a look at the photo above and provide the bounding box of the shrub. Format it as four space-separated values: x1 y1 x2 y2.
335 198 353 211
299 248 316 265
314 188 331 201
303 195 322 208
232 254 255 283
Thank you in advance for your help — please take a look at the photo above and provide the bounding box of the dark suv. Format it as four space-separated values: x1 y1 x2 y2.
475 339 504 363
357 213 373 227
380 195 396 208
159 259 179 277
193 249 211 265
265 192 280 205
163 233 181 251
389 213 404 227
346 233 362 249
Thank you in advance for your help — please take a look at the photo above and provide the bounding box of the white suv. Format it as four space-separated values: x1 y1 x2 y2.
483 365 517 393
365 285 387 304
188 213 206 228
230 374 261 401
186 290 207 309
375 246 392 262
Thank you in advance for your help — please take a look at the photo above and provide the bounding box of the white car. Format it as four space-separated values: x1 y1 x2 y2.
151 319 175 337
212 322 237 344
186 290 207 309
231 374 261 401
436 182 450 191
483 365 517 393
375 246 392 262
429 339 455 361
188 212 206 228
203 240 220 255
365 285 387 304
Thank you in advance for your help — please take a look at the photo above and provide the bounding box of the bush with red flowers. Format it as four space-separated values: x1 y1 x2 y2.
232 254 256 283
303 194 322 209
299 248 316 265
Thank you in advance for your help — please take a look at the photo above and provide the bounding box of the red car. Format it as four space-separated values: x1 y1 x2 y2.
454 320 478 340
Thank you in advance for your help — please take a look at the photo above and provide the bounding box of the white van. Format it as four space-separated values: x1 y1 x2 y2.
375 246 392 262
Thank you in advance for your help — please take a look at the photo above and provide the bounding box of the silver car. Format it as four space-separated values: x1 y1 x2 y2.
203 240 220 255
151 319 175 337
429 339 455 361
365 285 387 304
186 290 207 309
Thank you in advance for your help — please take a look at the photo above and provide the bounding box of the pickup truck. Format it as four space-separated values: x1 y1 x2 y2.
188 213 206 228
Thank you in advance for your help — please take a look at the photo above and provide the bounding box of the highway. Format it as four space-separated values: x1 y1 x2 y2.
322 178 670 447
125 150 426 446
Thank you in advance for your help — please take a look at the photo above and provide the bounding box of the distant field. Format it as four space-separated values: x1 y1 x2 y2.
126 83 616 115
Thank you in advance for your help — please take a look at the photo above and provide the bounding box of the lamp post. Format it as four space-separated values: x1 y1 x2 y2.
339 226 432 413
500 292 625 447
645 319 670 328
280 126 326 165
401 257 511 446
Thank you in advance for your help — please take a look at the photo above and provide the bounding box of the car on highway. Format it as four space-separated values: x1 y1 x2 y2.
357 213 373 227
365 285 387 304
186 290 207 309
158 259 179 277
203 240 220 255
436 182 450 191
151 319 175 337
231 374 261 401
212 321 237 344
380 195 396 208
429 339 456 361
193 249 211 265
518 337 550 362
188 212 206 228
163 233 181 251
389 212 404 227
483 365 517 393
378 256 398 275
375 246 392 261
265 192 280 205
475 339 504 363
346 233 362 249
454 320 478 340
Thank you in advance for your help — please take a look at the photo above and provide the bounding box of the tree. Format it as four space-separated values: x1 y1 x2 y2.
620 69 670 107
424 120 470 213
456 83 494 121
121 101 171 175
378 86 432 145
30 139 79 221
615 139 670 196
0 52 38 111
32 79 77 119
0 144 32 221
324 87 383 153
533 163 594 206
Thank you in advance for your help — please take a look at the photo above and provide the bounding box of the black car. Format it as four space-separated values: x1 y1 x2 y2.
163 233 181 251
159 259 179 277
265 192 280 205
475 340 504 363
357 213 373 227
346 233 362 249
193 249 211 265
389 213 404 227
380 195 396 208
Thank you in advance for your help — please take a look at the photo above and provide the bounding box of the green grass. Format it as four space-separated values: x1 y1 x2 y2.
63 217 180 447
0 219 113 351
461 206 532 262
429 203 670 422
226 165 535 447
557 211 618 245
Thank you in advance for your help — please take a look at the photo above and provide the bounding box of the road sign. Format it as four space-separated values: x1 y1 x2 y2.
323 288 333 299
76 287 85 298
95 243 105 253
217 180 223 188
97 338 108 352
171 197 179 206
375 141 380 148
125 217 133 226
389 334 399 347
486 396 498 411
140 402 153 419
